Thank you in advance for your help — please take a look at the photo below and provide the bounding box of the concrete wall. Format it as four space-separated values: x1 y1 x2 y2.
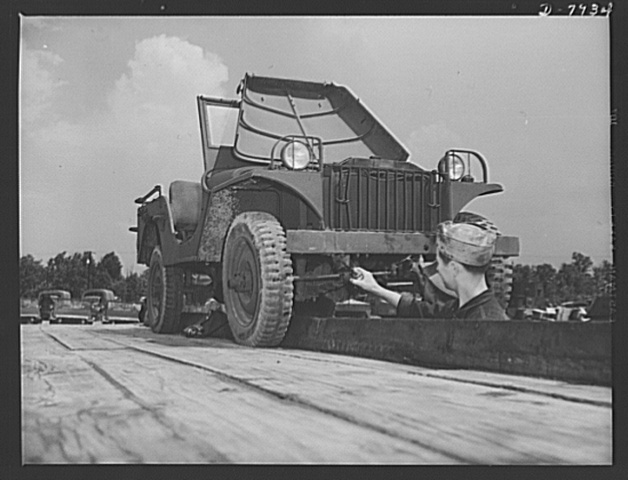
281 318 612 386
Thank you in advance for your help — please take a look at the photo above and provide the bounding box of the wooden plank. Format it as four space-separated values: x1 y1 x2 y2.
41 325 126 350
21 328 228 463
21 326 458 464
80 325 612 465
418 369 611 406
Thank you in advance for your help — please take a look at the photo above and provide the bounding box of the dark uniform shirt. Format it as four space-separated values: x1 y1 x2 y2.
397 288 509 320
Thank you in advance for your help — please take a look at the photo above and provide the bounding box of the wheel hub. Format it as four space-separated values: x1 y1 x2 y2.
228 269 253 293
227 237 260 321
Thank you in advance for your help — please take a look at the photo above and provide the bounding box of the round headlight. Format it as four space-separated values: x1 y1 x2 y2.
439 153 465 181
281 141 311 170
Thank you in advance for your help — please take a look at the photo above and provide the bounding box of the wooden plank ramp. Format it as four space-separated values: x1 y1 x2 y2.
21 324 612 465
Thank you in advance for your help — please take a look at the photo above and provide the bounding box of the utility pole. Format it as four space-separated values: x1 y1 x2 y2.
84 251 94 290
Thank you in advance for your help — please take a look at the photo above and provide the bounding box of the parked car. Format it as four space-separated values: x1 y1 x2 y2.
81 289 116 323
106 300 143 324
82 295 103 321
522 307 556 321
21 299 41 324
37 289 70 322
556 301 590 322
40 290 93 324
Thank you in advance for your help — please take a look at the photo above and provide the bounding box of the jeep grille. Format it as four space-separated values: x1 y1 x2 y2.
323 163 443 232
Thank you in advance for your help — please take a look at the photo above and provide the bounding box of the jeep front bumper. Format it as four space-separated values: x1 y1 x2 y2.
286 230 520 257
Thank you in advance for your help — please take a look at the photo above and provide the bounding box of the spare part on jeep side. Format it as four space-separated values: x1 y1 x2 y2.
131 73 520 346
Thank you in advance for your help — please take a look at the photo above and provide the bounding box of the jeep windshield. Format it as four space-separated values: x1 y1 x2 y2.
205 74 410 166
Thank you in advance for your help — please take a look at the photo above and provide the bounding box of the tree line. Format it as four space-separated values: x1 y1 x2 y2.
510 252 614 309
19 250 614 308
20 251 148 303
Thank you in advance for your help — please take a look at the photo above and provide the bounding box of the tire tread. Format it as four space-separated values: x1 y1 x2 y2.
224 211 293 347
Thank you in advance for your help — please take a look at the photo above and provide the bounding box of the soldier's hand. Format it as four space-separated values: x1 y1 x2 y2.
418 254 429 273
349 267 380 294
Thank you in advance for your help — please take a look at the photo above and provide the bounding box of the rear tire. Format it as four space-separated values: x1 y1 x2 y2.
223 212 294 347
147 245 184 333
486 257 514 309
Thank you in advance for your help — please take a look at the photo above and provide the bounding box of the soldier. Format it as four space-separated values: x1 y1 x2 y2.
350 221 509 320
183 298 228 337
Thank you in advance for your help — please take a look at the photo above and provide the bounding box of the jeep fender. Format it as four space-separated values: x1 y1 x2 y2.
448 182 504 218
198 170 324 263
137 196 178 264
206 168 324 220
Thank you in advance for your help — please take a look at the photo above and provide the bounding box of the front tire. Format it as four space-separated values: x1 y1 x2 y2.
147 245 184 333
223 212 294 347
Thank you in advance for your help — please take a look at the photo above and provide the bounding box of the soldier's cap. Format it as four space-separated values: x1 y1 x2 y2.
437 220 497 267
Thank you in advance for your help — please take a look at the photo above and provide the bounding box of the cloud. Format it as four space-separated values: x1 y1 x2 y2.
20 35 230 270
23 34 229 166
110 34 228 120
20 49 67 124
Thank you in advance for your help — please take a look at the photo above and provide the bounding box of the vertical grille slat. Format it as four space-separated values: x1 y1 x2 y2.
357 166 362 229
402 172 407 231
375 169 380 228
365 169 370 229
384 169 388 229
419 175 425 231
393 171 398 231
411 173 417 231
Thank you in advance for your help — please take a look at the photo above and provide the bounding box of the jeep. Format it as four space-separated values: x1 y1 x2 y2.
132 73 520 346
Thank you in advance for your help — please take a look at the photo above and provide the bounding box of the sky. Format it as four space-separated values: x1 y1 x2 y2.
18 15 612 273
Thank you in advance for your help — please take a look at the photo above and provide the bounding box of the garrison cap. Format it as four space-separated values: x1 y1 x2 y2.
437 221 497 267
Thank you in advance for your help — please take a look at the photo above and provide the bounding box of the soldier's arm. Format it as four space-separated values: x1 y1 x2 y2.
350 267 402 308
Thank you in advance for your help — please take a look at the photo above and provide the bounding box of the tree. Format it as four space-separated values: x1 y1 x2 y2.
511 264 534 308
572 251 594 276
535 263 558 306
111 278 127 301
83 252 126 291
20 250 147 302
555 252 596 303
123 271 147 303
19 255 46 298
511 253 608 310
593 260 614 296
99 252 123 282
20 249 611 309
90 267 114 290
45 251 89 298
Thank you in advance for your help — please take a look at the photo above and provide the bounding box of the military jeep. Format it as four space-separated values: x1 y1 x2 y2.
132 73 519 346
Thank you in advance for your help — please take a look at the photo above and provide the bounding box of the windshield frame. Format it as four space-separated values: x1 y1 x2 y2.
234 74 410 166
